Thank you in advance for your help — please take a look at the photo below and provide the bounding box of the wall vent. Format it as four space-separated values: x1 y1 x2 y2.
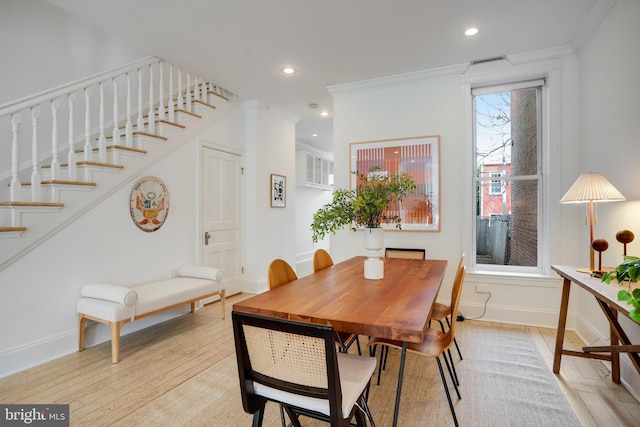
469 55 507 65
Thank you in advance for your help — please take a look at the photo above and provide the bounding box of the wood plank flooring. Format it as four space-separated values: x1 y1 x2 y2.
1 293 638 426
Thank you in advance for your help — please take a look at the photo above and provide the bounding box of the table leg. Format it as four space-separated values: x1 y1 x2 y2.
553 277 572 374
393 342 408 427
611 310 620 383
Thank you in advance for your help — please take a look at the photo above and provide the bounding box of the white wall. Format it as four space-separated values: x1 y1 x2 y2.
576 0 640 398
241 101 298 293
329 56 581 328
0 0 147 105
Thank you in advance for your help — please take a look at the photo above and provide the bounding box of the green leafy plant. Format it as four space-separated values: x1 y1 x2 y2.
601 255 640 323
311 166 416 243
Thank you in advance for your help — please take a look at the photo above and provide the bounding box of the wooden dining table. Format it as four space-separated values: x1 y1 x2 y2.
232 255 449 427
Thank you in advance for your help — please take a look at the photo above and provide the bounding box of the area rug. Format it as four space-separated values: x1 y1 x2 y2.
120 321 581 426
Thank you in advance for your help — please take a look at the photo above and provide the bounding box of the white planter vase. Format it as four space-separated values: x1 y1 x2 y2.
364 227 384 279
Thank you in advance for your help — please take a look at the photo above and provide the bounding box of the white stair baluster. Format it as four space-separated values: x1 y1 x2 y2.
83 88 92 162
98 82 107 163
67 94 77 181
177 67 183 111
50 99 61 180
10 113 21 202
112 77 120 150
193 76 200 102
201 78 207 104
148 63 155 134
168 64 175 122
186 72 192 112
125 72 133 147
137 68 144 134
30 106 41 202
158 61 165 121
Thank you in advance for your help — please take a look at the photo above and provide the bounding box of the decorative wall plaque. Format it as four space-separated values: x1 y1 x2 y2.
130 176 170 232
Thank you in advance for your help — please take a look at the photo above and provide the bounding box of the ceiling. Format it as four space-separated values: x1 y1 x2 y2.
47 0 605 152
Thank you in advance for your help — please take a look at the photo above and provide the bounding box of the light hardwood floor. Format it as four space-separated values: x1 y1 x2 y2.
1 293 638 426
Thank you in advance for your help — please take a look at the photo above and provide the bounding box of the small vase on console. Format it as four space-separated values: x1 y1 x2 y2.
364 227 384 279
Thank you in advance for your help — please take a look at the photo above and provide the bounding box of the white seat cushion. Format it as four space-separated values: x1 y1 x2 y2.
133 277 217 315
254 353 376 419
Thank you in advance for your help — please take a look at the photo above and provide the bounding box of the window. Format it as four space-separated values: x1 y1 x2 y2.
472 80 543 270
489 172 503 195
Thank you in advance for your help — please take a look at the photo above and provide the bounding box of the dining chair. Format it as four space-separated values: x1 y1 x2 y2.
367 265 466 427
373 248 427 367
430 254 465 362
232 311 377 427
384 247 426 260
313 248 334 271
313 249 361 356
268 258 298 289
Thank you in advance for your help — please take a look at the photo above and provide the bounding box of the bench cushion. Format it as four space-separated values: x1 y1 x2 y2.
78 274 222 323
134 277 218 316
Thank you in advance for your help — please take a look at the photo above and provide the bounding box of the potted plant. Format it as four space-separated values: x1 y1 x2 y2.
311 166 416 279
601 256 640 323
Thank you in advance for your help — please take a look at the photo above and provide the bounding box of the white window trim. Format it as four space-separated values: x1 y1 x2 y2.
462 66 557 277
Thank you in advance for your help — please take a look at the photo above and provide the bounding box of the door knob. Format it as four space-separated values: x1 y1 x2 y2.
204 231 211 245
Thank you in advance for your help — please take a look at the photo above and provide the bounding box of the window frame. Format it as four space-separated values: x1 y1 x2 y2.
466 78 548 275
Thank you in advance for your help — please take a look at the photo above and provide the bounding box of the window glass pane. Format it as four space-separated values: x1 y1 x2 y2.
473 84 540 269
475 179 538 267
475 88 538 178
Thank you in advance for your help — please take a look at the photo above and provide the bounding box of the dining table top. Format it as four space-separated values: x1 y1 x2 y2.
232 256 448 344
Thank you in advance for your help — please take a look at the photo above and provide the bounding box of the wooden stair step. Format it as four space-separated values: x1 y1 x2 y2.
17 180 97 187
0 226 27 232
41 161 124 169
0 201 64 207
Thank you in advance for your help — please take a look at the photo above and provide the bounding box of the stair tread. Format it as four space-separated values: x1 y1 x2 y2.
0 226 27 232
18 180 97 187
175 108 203 118
208 90 229 101
42 161 124 169
0 201 64 207
77 145 147 154
192 100 216 110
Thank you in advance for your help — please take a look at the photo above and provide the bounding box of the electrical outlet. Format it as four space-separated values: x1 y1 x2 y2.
476 284 489 293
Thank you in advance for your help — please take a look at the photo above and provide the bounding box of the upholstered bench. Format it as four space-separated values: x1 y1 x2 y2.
77 266 225 363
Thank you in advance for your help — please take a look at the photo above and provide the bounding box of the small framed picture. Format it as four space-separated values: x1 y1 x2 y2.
270 174 286 208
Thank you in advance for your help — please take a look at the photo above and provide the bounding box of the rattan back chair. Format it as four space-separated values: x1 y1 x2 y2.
232 311 376 427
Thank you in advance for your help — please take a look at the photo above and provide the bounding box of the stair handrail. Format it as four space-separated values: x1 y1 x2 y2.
0 56 157 118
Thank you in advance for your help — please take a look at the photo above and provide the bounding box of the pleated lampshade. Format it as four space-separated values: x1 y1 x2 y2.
560 172 625 203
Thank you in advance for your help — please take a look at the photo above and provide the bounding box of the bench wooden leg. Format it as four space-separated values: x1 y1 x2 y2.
220 289 226 319
110 321 125 364
78 314 86 352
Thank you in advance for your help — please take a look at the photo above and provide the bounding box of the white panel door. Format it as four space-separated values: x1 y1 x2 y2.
202 146 243 297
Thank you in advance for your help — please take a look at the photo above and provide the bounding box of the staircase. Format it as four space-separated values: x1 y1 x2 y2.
0 56 235 270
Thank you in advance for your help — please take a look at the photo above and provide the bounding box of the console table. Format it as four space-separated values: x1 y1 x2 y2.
551 265 640 382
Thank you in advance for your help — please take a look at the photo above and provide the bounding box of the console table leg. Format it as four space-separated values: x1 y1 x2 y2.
553 278 571 374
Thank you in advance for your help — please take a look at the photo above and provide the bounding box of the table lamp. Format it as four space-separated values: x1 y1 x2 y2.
560 172 625 273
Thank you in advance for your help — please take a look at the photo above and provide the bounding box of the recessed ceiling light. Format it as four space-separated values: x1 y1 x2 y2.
320 111 329 117
282 67 296 74
312 133 318 137
465 28 478 36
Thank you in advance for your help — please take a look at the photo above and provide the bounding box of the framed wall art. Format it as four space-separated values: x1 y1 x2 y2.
130 176 170 232
350 135 440 231
270 174 286 208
